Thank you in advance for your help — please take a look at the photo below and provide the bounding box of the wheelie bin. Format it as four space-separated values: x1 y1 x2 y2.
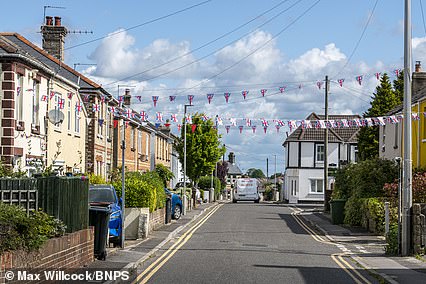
330 199 346 225
89 206 111 260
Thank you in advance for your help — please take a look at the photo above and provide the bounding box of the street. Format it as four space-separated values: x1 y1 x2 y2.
133 203 379 284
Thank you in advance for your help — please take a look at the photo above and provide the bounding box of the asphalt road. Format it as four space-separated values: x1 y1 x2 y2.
135 202 379 284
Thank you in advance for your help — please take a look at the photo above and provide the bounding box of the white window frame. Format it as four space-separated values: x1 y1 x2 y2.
74 102 80 134
130 128 135 149
309 179 324 194
16 74 23 121
316 144 324 162
32 80 40 126
67 100 71 132
145 133 149 155
138 131 142 154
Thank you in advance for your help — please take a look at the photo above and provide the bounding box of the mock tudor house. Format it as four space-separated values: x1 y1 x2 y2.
225 152 243 190
282 112 360 203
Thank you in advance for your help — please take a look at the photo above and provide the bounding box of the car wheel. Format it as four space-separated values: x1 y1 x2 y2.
232 200 237 203
173 205 182 220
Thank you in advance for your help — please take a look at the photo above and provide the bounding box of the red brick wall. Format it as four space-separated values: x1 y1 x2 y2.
149 207 166 232
0 228 93 273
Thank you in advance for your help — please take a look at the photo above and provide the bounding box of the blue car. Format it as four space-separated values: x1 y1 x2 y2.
164 188 182 220
89 185 122 247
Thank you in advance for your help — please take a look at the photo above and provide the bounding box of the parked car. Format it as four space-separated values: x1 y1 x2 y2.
173 181 191 191
89 185 122 247
164 188 182 220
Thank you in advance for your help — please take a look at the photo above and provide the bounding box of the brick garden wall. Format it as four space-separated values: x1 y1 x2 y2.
0 228 94 281
149 207 166 233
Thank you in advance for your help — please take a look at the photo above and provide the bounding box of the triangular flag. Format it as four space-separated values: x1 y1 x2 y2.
191 124 197 133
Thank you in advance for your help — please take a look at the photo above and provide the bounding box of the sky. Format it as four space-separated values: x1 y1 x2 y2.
2 0 426 175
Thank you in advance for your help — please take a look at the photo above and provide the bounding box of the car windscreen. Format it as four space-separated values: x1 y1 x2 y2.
89 188 116 203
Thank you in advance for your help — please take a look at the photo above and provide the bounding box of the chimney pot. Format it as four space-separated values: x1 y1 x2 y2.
54 16 62 26
45 16 53 26
415 61 422 72
123 89 131 106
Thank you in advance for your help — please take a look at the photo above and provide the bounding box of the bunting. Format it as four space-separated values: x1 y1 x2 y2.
207 93 214 104
260 89 267 97
152 96 159 107
169 95 176 102
188 95 194 105
224 92 231 103
242 90 248 100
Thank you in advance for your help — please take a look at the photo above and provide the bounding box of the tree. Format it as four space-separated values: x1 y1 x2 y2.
173 113 225 185
246 168 265 178
216 161 228 189
357 73 403 160
154 164 174 187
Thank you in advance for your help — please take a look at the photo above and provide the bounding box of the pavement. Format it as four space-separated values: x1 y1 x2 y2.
295 205 426 284
85 201 220 282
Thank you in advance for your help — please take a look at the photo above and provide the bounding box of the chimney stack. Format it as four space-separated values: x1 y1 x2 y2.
413 61 426 95
415 61 422 72
228 152 235 165
41 15 67 61
123 89 131 106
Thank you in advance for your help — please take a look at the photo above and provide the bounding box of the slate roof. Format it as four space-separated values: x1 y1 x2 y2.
387 88 426 115
227 162 243 175
283 112 361 144
0 33 102 90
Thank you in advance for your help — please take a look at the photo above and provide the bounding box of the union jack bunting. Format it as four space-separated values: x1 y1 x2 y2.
188 95 194 105
216 116 223 126
41 95 48 102
125 109 133 118
412 113 420 120
109 106 116 113
275 119 285 127
279 86 286 93
118 96 123 102
317 81 323 89
75 103 82 113
261 119 269 127
356 75 363 85
125 120 130 128
229 118 236 126
252 125 257 133
83 94 90 102
375 72 381 80
49 91 55 100
263 126 268 134
245 118 251 127
224 92 231 103
98 119 104 127
376 117 386 126
239 126 244 133
140 111 148 121
67 92 74 99
170 114 178 123
242 90 249 100
201 115 209 122
207 94 214 104
276 125 281 133
341 119 349 127
288 120 297 131
16 87 21 96
169 95 176 102
394 69 401 77
338 79 344 87
366 118 374 127
177 124 182 132
58 99 65 110
225 125 231 134
185 114 192 124
260 89 267 97
92 104 100 112
388 116 398 124
156 112 163 122
152 96 159 107
99 94 105 102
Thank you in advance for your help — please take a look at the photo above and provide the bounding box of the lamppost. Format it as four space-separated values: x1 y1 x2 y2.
183 104 192 215
117 84 135 249
274 154 277 201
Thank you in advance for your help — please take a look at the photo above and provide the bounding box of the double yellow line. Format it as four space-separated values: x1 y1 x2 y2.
132 204 223 284
290 207 371 284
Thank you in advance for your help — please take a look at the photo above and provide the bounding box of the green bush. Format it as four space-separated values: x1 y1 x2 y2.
154 164 174 187
88 173 106 185
0 203 66 253
385 223 399 255
198 175 221 199
112 171 166 212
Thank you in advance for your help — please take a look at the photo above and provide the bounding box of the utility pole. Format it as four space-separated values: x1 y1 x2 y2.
183 104 192 215
266 158 269 178
274 154 277 201
401 0 413 256
323 75 330 212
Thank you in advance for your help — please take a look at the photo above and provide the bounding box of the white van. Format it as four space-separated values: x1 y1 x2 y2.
232 178 260 203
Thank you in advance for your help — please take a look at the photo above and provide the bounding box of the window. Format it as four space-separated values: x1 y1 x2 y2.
32 81 40 126
106 112 111 139
67 100 71 131
316 144 324 162
145 133 149 155
138 131 142 153
310 179 324 193
98 101 104 137
130 128 135 149
15 74 23 120
74 104 80 134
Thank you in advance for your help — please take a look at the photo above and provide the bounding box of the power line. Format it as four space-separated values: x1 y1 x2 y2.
65 0 213 50
173 0 322 96
420 0 426 36
332 0 380 79
103 0 306 87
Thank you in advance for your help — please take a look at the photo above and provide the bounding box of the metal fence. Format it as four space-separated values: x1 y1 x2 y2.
0 177 89 233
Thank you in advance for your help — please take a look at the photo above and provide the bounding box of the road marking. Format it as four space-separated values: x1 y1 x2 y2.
290 207 371 284
132 203 222 284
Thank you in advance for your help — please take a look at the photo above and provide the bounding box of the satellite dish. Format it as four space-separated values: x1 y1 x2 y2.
48 109 65 125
